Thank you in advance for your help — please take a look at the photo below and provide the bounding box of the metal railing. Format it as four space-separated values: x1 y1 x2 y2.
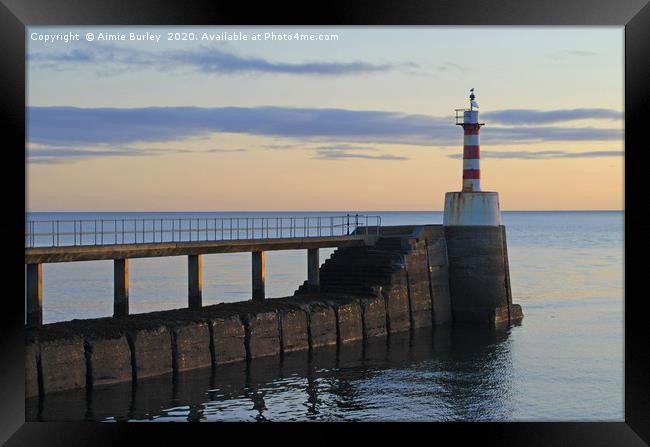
454 108 472 125
25 214 382 248
454 108 484 126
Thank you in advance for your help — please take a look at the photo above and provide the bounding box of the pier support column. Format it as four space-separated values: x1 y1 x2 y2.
188 254 202 309
252 251 265 301
26 264 42 327
307 248 320 291
113 259 129 318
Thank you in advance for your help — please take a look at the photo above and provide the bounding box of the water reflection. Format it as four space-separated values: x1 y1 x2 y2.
27 324 516 422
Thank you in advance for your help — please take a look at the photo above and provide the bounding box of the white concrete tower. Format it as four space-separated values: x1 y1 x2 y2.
443 90 502 226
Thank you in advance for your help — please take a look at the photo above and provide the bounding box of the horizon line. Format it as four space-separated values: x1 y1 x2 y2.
25 209 624 213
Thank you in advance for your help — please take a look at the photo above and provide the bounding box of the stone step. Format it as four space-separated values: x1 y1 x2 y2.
322 260 397 268
325 253 397 262
321 275 392 285
320 273 394 283
294 236 407 298
321 262 398 270
320 285 378 296
322 263 397 271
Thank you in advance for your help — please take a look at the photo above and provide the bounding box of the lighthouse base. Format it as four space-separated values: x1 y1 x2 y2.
444 225 522 325
443 191 501 226
441 191 522 325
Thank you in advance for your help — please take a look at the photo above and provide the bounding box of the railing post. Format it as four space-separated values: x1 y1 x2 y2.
252 251 265 301
188 254 202 309
26 263 42 327
307 248 320 292
113 259 129 318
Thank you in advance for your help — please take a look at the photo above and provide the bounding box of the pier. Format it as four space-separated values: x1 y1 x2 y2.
25 221 523 399
25 215 381 327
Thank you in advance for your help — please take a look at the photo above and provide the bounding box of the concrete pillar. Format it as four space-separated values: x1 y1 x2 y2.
113 259 129 318
307 248 320 290
252 251 265 301
188 254 202 309
26 263 42 327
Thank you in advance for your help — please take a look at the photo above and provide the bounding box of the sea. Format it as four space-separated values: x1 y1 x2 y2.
25 211 624 422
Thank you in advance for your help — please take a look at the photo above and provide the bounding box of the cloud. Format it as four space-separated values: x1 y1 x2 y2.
26 145 191 164
314 151 408 161
29 43 412 77
262 143 375 152
481 108 622 125
547 50 597 60
447 150 623 160
314 144 375 151
28 106 624 153
176 50 409 76
434 62 465 72
312 143 405 161
27 106 456 147
262 143 304 150
482 126 622 143
26 144 242 164
205 148 247 153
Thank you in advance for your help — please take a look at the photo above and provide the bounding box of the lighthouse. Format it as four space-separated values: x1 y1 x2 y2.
441 90 522 325
443 89 501 226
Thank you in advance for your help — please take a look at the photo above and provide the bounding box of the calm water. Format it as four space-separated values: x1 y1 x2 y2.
25 211 624 421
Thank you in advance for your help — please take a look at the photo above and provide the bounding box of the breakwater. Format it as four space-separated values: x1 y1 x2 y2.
25 224 523 398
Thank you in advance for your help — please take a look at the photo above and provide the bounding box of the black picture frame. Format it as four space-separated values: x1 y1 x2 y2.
1 0 648 445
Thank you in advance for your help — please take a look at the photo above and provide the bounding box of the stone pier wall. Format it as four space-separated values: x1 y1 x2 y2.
26 224 522 399
26 295 383 398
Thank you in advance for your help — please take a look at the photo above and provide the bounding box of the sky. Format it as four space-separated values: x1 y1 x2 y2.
26 26 624 211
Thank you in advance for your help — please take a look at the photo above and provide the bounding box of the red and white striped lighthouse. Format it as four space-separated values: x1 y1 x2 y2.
443 90 502 226
458 89 483 192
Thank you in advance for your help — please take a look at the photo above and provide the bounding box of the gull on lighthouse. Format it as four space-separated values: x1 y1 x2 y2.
470 88 479 109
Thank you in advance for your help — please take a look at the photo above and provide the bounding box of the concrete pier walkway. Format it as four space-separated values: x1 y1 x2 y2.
25 215 382 327
24 235 376 264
